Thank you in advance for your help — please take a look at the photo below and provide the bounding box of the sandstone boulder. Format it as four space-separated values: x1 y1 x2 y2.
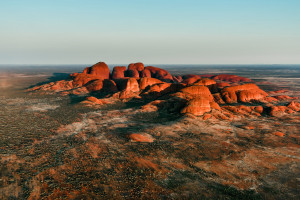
181 98 211 116
115 78 140 93
128 62 144 72
221 83 268 103
85 79 118 93
127 69 140 78
71 73 100 87
85 79 103 92
272 131 285 137
83 62 110 79
144 66 173 82
182 77 200 85
128 133 155 142
142 83 184 99
140 69 152 78
139 77 163 90
180 85 214 101
112 66 127 79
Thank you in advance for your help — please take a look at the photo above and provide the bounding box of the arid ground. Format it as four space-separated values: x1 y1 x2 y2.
0 65 299 199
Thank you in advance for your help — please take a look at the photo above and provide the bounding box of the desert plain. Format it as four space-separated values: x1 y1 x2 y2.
0 63 299 199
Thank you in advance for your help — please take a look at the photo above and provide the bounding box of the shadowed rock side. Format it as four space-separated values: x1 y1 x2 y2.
29 61 300 120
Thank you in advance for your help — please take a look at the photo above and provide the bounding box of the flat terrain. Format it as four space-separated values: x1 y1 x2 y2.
0 65 299 199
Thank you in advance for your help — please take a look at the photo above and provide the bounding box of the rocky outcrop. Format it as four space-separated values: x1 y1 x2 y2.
139 78 163 90
212 74 252 82
82 62 110 79
128 62 144 72
181 98 211 116
180 86 214 101
112 66 127 79
287 101 300 111
128 133 155 142
193 78 216 86
221 83 268 103
127 69 140 78
144 66 173 82
28 61 300 120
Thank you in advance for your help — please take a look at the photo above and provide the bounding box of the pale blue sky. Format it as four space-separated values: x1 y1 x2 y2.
0 0 299 64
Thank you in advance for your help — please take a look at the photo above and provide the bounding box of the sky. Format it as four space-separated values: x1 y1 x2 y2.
0 0 299 65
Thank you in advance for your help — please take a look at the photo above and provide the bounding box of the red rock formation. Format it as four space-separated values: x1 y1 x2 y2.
112 66 127 79
71 73 99 87
182 77 200 85
85 79 103 92
180 86 214 101
82 62 110 79
203 114 212 120
28 61 300 121
269 106 293 117
139 78 163 90
144 66 173 82
140 100 163 112
181 98 211 116
272 131 285 137
264 96 278 102
268 89 289 95
140 69 152 78
127 69 140 78
48 80 74 91
128 133 154 142
216 82 231 88
221 83 268 103
287 101 300 111
182 74 202 79
142 83 184 99
193 78 216 86
128 62 144 72
253 106 264 113
274 95 297 101
213 93 225 104
82 96 104 105
114 78 139 93
212 74 252 82
178 86 219 116
85 79 118 93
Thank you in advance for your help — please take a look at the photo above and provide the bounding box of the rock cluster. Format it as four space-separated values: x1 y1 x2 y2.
29 61 299 119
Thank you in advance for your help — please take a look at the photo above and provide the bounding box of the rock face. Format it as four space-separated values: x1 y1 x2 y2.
127 69 140 78
128 62 144 71
221 83 268 103
180 86 214 101
179 86 218 116
193 78 216 86
83 62 110 79
181 98 211 116
115 78 139 93
29 61 300 120
212 74 252 82
144 66 173 82
112 66 127 79
85 79 118 93
139 78 163 90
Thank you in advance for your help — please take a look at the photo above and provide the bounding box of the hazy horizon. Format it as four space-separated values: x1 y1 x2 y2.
1 0 300 65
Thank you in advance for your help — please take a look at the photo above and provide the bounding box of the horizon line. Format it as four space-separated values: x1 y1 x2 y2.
1 63 300 66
